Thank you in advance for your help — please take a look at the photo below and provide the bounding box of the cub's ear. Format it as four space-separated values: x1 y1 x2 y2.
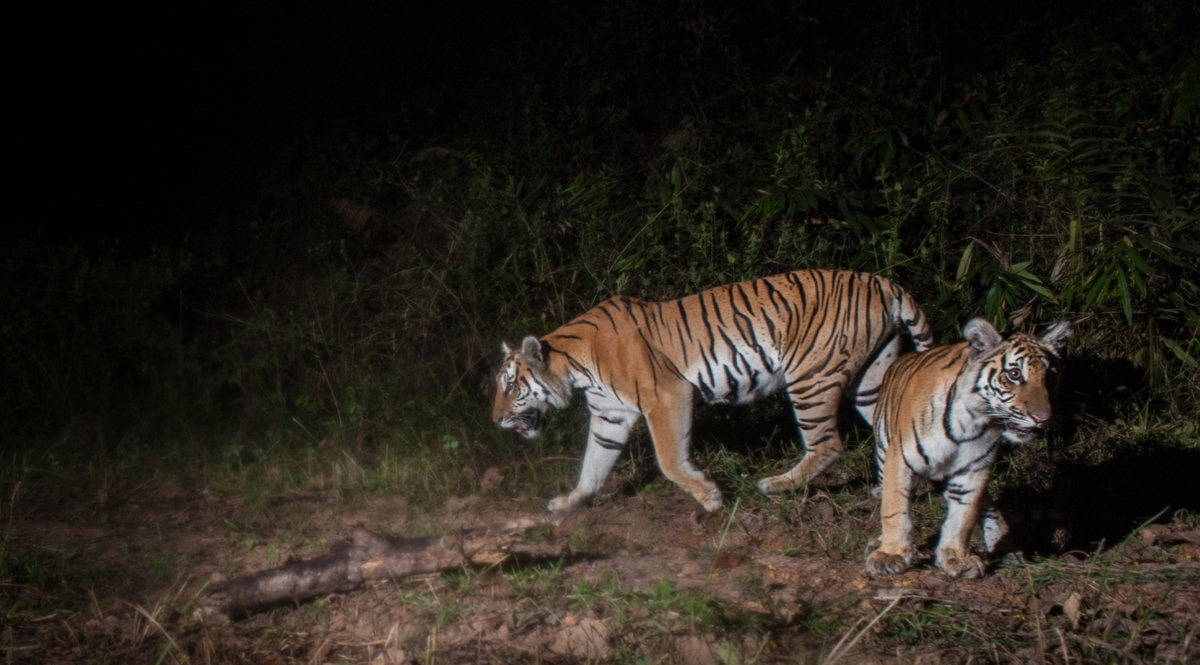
963 318 1002 360
520 335 545 368
501 341 513 355
1038 319 1071 355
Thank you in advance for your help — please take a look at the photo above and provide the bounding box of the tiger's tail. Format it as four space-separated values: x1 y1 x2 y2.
894 285 934 352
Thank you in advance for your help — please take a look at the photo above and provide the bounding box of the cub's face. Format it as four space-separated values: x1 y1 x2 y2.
492 336 553 439
969 320 1070 445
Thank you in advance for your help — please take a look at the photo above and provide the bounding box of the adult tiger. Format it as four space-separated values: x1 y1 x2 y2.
866 317 1070 579
492 269 934 514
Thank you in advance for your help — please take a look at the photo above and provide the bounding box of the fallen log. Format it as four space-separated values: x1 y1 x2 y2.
198 516 545 616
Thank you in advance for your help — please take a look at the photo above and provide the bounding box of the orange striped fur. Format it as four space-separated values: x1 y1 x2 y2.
493 269 934 513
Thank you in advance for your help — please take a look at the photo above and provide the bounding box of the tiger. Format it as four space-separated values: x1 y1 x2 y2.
866 317 1070 579
492 269 935 514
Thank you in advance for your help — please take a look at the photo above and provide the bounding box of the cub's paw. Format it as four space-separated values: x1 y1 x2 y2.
865 549 911 576
995 550 1027 568
755 475 796 495
937 553 986 579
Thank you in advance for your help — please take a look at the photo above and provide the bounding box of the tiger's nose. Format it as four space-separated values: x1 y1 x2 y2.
1029 410 1050 425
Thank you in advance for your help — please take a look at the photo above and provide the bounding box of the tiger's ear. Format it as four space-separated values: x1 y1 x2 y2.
963 318 1002 361
520 335 545 368
1038 319 1071 355
501 341 513 355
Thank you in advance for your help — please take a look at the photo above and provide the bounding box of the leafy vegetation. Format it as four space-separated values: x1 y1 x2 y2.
5 0 1197 452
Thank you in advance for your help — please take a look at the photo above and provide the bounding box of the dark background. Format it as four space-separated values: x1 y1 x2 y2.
16 0 1098 250
18 2 543 249
5 0 1196 451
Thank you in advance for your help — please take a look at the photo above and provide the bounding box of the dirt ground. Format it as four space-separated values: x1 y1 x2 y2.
3 468 1199 664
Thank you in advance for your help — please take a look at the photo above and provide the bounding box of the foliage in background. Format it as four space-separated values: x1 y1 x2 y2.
1 0 1196 452
0 242 206 448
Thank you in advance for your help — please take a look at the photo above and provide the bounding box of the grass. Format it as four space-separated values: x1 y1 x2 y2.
1 387 1198 662
0 479 1196 663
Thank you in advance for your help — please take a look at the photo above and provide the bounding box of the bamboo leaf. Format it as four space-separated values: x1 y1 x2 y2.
1085 268 1114 309
987 130 1072 142
1116 269 1133 324
1120 243 1155 278
1019 277 1057 301
956 241 976 282
1161 338 1200 371
1130 234 1183 266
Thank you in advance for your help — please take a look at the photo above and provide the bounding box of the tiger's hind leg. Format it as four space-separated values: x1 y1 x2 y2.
853 336 903 499
756 381 846 494
851 336 903 427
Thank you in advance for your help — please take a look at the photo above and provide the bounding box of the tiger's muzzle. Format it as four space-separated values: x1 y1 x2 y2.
509 408 542 439
1003 409 1049 443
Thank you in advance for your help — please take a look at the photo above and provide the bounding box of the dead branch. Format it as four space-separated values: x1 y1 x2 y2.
198 516 544 617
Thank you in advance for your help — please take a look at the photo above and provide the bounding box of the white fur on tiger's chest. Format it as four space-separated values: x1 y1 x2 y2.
904 401 1001 481
915 431 1001 481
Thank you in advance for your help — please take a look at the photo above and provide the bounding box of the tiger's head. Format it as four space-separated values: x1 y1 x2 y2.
964 318 1071 444
493 336 571 439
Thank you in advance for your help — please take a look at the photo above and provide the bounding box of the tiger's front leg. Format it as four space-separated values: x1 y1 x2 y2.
865 436 916 575
934 472 989 579
549 412 635 513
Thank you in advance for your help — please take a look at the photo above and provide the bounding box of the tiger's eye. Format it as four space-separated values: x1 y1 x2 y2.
1006 368 1022 382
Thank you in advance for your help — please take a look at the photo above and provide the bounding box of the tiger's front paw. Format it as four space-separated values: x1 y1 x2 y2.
548 492 586 513
865 548 912 576
698 486 724 513
937 552 986 579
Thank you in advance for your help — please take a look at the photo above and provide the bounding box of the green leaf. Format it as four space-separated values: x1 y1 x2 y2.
1120 245 1154 291
1129 234 1176 266
956 241 976 282
1019 276 1057 301
1085 267 1114 310
1116 269 1133 324
1161 338 1200 371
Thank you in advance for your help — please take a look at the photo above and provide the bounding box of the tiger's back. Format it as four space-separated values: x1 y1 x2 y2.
561 270 933 407
493 269 934 513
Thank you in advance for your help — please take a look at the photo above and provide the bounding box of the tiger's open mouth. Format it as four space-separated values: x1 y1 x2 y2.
513 409 542 438
1004 422 1042 438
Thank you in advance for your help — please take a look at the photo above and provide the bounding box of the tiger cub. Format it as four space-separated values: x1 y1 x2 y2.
493 269 933 514
867 317 1070 578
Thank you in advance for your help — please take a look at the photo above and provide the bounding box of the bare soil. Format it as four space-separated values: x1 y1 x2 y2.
2 469 1198 664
